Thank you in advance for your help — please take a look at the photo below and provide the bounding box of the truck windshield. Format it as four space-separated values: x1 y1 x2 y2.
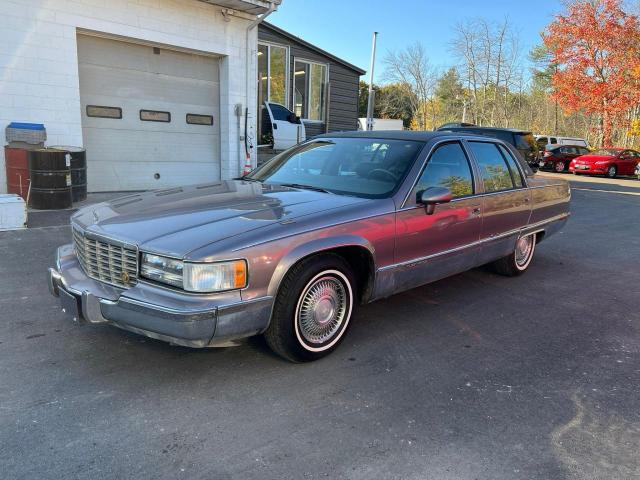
247 138 424 199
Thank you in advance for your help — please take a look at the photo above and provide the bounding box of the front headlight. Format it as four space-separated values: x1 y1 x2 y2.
140 254 184 288
140 253 247 292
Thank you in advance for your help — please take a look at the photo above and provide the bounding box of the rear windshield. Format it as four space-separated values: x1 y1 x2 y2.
247 138 424 199
515 133 536 152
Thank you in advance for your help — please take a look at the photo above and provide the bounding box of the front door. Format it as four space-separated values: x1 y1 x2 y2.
620 150 640 175
465 141 532 264
265 102 306 151
394 141 482 292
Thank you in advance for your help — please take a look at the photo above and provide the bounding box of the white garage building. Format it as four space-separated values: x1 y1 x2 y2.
0 0 280 193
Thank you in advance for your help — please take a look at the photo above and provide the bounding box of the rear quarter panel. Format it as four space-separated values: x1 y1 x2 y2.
527 176 571 226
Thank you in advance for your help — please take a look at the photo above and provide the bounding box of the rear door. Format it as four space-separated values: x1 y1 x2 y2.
265 102 306 151
466 141 532 264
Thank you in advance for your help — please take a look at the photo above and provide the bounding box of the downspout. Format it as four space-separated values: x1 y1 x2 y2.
242 1 276 174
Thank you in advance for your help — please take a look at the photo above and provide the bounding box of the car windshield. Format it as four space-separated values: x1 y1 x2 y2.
591 149 620 156
246 138 424 199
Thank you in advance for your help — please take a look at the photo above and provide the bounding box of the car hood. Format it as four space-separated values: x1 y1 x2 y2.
574 155 615 163
72 180 368 258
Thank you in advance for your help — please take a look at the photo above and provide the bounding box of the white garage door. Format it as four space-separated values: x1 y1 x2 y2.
77 35 221 191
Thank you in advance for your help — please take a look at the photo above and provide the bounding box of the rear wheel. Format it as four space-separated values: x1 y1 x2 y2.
490 233 537 276
264 254 356 362
554 161 565 173
607 165 617 178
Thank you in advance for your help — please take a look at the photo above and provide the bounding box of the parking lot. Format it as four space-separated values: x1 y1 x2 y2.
1 173 639 480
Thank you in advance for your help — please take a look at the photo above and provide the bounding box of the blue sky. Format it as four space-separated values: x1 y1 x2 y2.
268 0 565 81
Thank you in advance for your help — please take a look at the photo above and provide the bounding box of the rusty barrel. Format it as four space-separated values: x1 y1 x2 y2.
28 148 72 210
4 147 31 200
51 146 87 202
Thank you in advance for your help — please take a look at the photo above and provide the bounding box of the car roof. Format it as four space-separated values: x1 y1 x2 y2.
313 130 515 142
439 126 532 134
314 130 447 142
548 144 589 149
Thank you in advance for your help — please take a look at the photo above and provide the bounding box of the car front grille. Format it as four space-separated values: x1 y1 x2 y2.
72 227 139 288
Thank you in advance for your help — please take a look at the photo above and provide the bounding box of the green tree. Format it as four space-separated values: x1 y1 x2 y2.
358 80 379 118
434 68 466 125
376 83 417 128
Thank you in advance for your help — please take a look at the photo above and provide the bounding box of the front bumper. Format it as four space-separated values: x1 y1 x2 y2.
569 165 604 174
49 245 273 347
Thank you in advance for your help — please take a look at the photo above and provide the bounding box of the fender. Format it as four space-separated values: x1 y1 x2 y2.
266 234 377 299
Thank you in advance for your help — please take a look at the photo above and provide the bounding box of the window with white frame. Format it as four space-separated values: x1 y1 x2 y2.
257 43 288 106
294 59 328 122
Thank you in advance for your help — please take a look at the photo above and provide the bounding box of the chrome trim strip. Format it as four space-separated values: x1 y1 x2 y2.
377 213 569 272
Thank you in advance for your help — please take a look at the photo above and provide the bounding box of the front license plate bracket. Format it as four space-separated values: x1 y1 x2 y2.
59 289 84 324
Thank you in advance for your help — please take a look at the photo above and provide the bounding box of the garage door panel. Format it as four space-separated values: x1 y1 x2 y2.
77 34 221 191
83 128 218 161
77 35 217 82
79 64 219 107
89 161 219 191
82 95 219 134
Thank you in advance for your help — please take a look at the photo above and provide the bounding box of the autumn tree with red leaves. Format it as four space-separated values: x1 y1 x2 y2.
543 0 640 146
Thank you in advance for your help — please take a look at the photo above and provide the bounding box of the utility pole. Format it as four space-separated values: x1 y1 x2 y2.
554 64 558 132
365 32 378 131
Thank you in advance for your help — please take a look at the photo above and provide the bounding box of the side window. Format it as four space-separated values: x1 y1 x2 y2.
413 142 474 200
268 103 294 122
498 144 524 188
579 147 590 155
550 137 558 144
468 142 514 192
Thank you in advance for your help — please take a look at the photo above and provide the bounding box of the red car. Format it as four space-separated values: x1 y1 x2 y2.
569 148 640 178
539 145 591 172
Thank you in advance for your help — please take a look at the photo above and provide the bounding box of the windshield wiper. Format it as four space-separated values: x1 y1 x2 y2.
278 183 333 194
236 176 262 183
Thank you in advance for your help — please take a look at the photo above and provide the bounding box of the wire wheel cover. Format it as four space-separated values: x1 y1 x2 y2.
297 276 348 345
515 235 534 267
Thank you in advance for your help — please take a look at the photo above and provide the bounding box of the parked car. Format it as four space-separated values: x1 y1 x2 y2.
539 145 591 172
437 126 538 168
48 131 570 362
535 135 589 149
569 148 640 178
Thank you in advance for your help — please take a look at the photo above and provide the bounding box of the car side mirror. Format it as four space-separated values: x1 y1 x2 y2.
287 113 300 124
417 186 453 215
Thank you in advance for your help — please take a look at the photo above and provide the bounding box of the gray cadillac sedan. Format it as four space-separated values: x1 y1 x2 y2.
48 131 570 362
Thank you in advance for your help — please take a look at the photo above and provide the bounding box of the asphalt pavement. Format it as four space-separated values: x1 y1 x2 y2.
1 175 639 479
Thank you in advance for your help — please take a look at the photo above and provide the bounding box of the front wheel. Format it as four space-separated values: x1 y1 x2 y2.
490 233 537 276
555 161 566 173
607 165 617 178
264 254 356 362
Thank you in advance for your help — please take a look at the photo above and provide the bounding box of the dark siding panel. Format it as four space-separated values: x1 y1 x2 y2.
258 25 362 137
303 122 325 137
